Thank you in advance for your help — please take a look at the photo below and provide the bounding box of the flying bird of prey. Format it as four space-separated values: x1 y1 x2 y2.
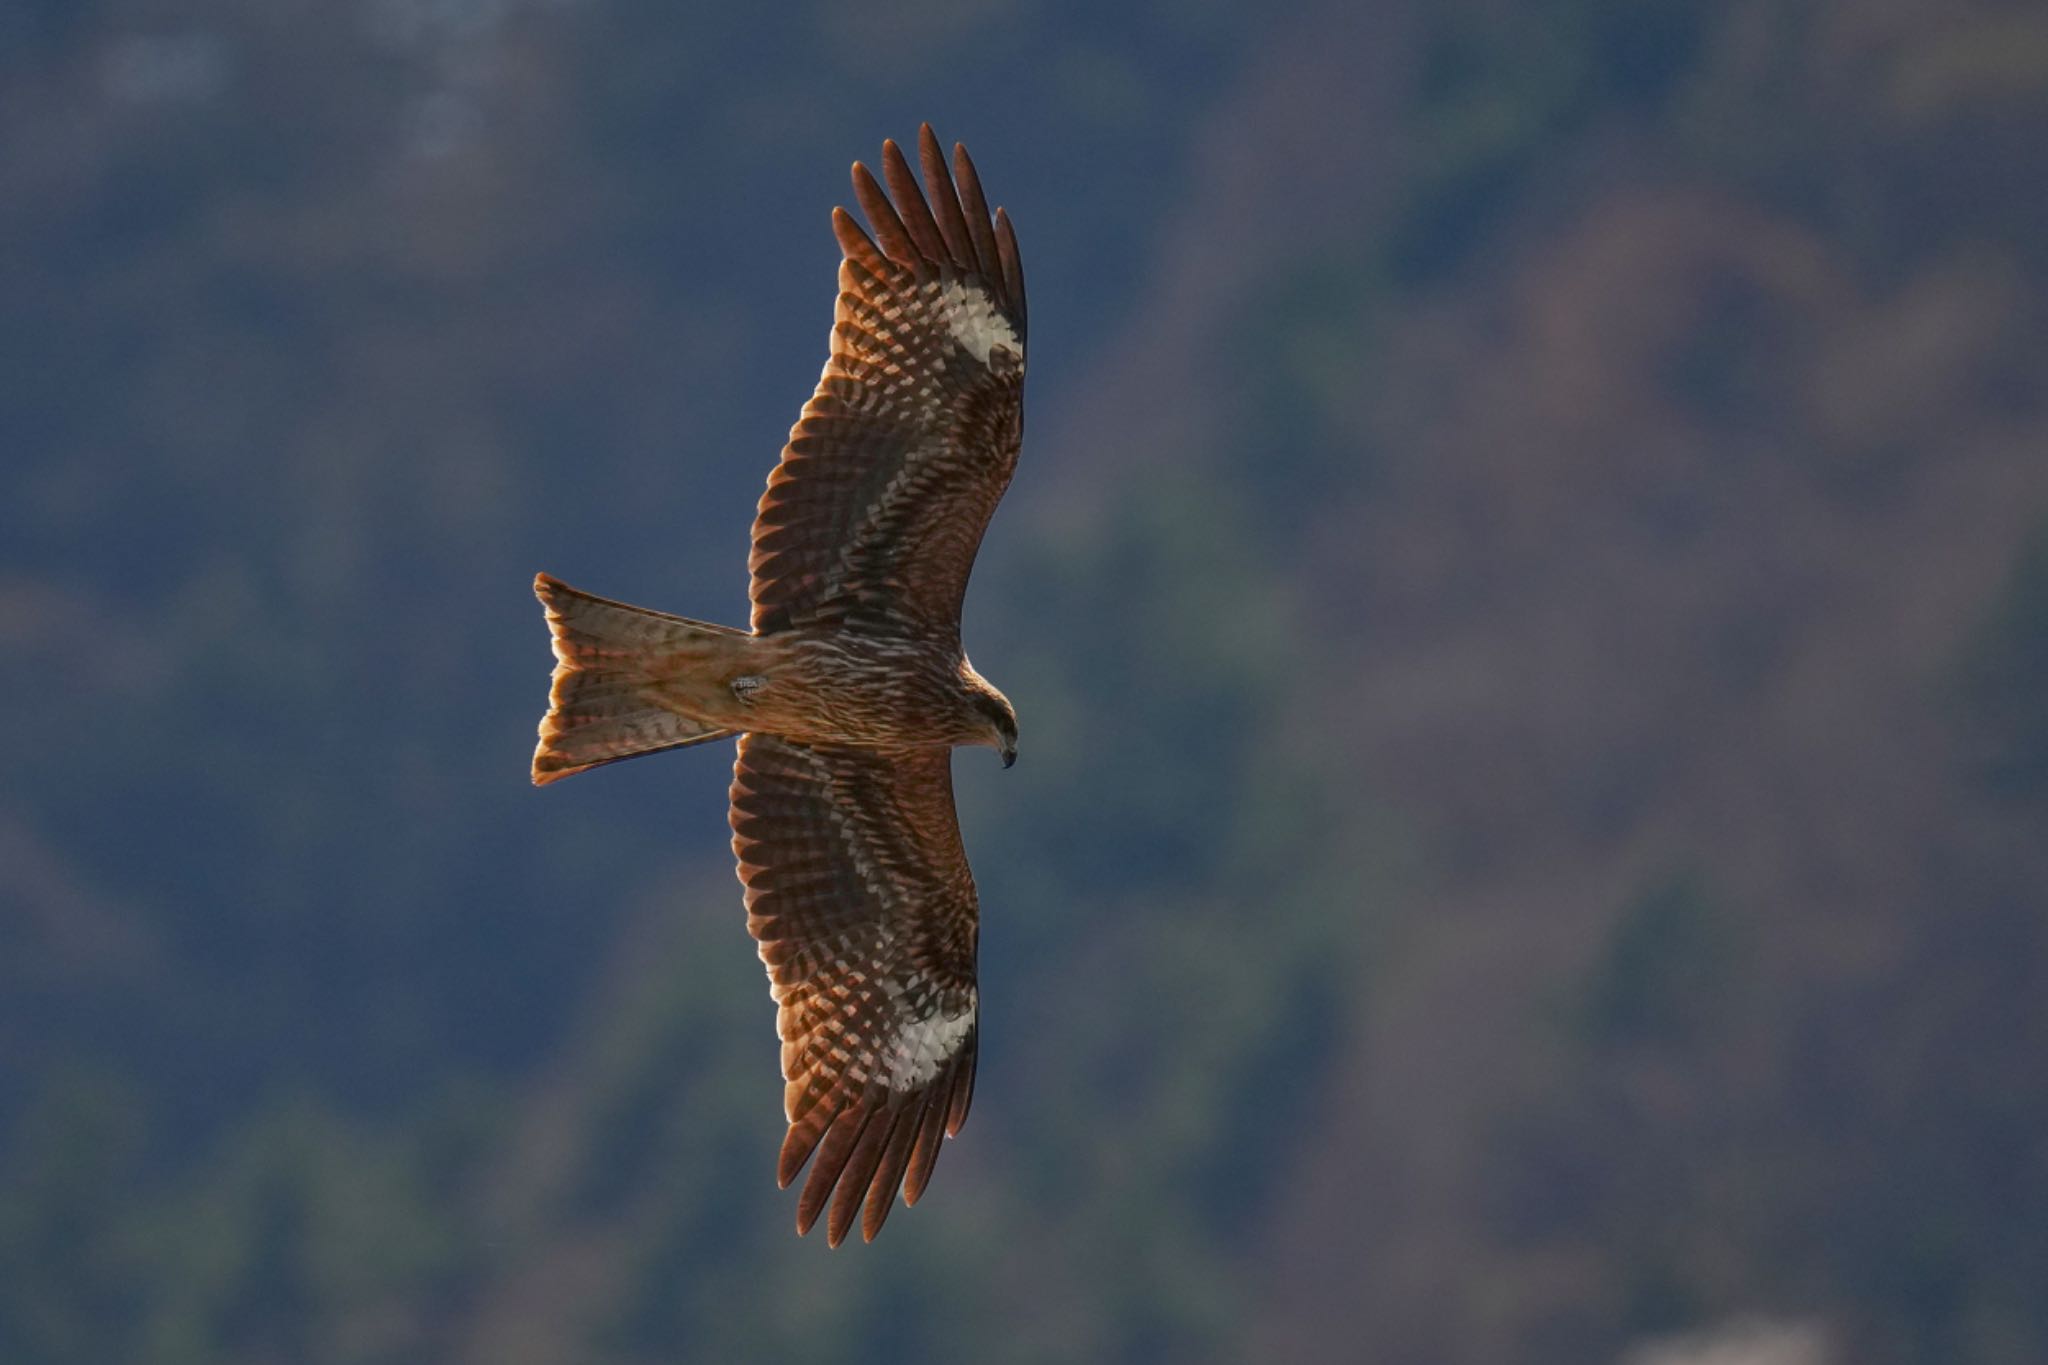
530 127 1025 1246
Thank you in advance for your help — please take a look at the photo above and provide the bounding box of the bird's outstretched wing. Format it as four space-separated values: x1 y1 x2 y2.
750 125 1027 640
730 733 979 1245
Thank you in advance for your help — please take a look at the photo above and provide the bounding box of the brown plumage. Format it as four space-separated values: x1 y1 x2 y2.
531 126 1025 1245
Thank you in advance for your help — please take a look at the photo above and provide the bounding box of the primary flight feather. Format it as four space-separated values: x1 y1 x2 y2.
531 126 1025 1247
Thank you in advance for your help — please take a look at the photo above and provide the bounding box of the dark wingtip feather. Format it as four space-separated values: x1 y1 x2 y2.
777 1112 822 1190
796 1104 872 1237
862 1099 924 1241
851 160 918 268
881 138 949 264
951 142 1002 283
831 206 887 277
826 1107 896 1247
994 206 1026 331
945 1040 977 1138
918 126 976 271
902 1086 951 1206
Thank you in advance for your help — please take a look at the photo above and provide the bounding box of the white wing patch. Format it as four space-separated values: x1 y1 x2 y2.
887 994 977 1090
941 281 1020 366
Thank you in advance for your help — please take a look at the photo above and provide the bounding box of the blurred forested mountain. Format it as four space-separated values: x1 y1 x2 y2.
3 1 2045 1362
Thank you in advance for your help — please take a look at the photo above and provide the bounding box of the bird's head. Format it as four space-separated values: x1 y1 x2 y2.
963 669 1018 768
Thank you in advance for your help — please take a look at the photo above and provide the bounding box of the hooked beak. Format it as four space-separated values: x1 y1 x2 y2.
1001 744 1017 769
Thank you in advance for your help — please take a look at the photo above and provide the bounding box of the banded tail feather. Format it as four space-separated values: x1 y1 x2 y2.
532 573 743 784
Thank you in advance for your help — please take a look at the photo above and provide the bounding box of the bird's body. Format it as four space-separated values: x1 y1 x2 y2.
530 126 1025 1246
710 631 1008 752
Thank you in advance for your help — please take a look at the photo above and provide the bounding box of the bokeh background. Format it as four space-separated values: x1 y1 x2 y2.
5 1 2047 1362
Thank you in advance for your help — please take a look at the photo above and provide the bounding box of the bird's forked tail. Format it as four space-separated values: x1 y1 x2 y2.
531 573 746 785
